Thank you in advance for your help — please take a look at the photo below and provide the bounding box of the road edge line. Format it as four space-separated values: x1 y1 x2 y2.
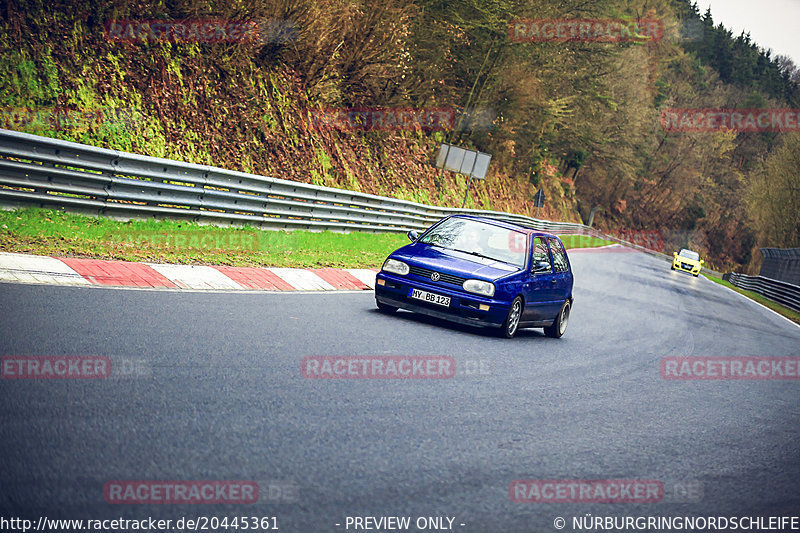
700 275 800 330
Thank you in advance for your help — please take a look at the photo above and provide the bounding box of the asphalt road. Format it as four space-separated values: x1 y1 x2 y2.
1 250 799 532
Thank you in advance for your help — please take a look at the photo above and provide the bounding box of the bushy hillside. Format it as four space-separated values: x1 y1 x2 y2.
1 0 798 271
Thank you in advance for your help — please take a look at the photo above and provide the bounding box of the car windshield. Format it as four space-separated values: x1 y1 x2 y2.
418 218 527 268
679 249 700 261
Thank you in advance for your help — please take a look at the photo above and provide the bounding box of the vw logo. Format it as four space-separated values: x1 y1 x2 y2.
430 272 440 282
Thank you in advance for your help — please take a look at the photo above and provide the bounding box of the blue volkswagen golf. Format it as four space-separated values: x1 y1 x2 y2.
375 214 574 338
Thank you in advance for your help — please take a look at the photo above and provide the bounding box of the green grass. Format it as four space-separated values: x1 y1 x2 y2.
0 207 613 268
0 208 407 268
703 273 800 325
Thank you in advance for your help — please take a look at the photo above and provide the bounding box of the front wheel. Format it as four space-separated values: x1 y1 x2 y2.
500 297 523 338
544 300 571 338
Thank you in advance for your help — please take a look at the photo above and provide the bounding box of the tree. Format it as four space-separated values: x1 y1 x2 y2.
748 132 800 249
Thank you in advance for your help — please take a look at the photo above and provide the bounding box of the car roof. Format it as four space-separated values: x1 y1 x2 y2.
447 214 559 239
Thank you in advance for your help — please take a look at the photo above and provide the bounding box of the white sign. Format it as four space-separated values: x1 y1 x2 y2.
435 144 491 179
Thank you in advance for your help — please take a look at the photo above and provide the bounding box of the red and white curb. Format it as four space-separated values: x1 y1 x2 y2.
0 252 378 291
0 245 630 290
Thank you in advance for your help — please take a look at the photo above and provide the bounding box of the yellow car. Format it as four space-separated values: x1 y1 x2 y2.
672 248 704 276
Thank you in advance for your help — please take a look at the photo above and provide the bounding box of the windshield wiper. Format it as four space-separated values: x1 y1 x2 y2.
458 249 500 262
457 249 522 268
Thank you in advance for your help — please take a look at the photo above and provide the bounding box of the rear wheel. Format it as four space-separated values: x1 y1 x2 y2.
544 300 570 338
376 301 398 313
500 297 523 338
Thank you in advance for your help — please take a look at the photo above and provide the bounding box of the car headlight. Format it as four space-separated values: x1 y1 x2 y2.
382 258 409 275
463 279 495 297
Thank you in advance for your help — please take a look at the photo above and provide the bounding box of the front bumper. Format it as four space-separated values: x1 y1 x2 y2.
673 258 701 274
375 271 510 328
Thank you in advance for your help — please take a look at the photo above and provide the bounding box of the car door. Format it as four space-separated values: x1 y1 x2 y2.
521 236 560 321
547 237 572 308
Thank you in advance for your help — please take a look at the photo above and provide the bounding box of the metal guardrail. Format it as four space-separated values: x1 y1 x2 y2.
0 128 616 237
723 272 800 313
0 128 597 235
759 248 800 286
0 128 721 275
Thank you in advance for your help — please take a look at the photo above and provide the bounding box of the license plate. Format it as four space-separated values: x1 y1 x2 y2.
409 288 451 307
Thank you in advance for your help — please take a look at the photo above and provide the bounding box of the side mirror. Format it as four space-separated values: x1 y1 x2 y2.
407 230 420 242
673 252 677 256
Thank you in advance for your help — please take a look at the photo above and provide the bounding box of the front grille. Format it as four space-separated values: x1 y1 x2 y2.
408 265 467 286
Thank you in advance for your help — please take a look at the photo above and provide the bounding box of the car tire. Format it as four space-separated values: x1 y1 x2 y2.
670 265 675 270
500 296 523 338
693 273 699 277
376 301 398 313
544 300 571 339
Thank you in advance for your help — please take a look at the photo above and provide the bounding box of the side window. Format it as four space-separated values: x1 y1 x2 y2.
549 238 569 273
532 237 552 273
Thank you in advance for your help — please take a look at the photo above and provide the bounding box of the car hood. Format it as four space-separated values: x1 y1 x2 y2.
390 243 521 280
